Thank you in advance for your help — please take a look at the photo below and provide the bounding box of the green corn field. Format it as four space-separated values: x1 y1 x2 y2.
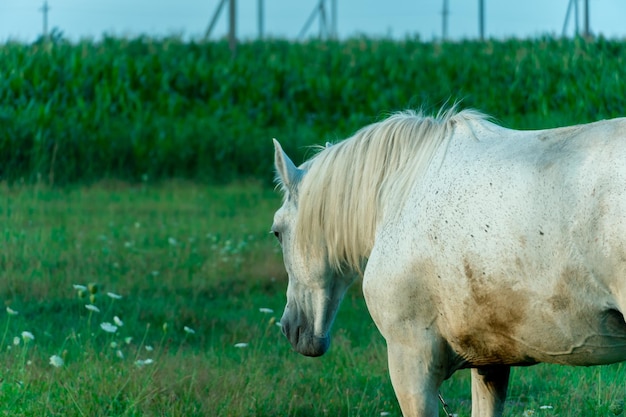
1 36 626 185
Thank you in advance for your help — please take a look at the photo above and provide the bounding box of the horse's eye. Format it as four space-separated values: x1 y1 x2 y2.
272 230 282 244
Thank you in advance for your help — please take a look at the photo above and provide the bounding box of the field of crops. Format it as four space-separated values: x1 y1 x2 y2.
1 36 626 184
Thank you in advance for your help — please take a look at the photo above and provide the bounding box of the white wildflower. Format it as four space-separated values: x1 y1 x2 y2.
100 322 118 333
107 292 123 300
116 350 124 359
135 358 154 367
259 307 274 314
168 237 178 246
49 355 64 368
85 304 100 313
234 342 248 348
73 284 88 291
113 316 124 327
539 406 554 410
183 326 195 334
124 337 133 344
21 331 35 341
13 336 20 346
6 307 18 316
145 345 154 352
110 341 118 348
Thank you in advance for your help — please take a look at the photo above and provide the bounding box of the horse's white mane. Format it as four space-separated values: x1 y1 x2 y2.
293 108 487 274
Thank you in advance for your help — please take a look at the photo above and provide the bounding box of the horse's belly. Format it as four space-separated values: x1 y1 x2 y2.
448 305 626 367
528 308 626 365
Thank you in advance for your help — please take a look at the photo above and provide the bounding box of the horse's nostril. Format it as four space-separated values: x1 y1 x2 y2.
279 319 290 338
296 325 303 341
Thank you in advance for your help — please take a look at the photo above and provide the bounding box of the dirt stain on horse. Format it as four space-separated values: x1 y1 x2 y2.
548 294 570 311
455 258 531 365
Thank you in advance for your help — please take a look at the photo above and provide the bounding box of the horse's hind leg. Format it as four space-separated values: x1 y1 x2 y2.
470 366 510 417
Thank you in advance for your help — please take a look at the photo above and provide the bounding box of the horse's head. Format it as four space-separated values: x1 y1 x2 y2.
272 139 354 357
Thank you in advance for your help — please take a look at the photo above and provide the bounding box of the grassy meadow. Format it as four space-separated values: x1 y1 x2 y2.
0 181 623 416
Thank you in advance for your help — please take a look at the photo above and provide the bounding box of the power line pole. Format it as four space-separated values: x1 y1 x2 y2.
228 0 236 53
40 0 50 39
583 0 590 37
205 0 228 39
299 0 336 40
204 0 237 54
562 0 580 37
258 0 264 39
319 0 328 38
575 0 579 35
441 0 449 40
478 0 485 40
331 0 337 38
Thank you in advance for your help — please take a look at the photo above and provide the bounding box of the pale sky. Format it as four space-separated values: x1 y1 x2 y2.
1 0 625 42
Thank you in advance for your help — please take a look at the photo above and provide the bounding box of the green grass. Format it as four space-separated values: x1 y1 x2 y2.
0 181 624 416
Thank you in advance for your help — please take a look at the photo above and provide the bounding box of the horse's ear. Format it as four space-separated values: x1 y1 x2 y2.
273 139 302 189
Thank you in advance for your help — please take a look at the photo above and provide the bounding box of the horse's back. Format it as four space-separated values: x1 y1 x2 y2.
364 117 626 369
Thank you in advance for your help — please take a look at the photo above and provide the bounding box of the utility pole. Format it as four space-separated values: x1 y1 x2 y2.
478 0 485 40
40 0 50 39
319 0 327 38
228 0 236 53
575 0 579 35
562 0 581 37
204 0 237 54
583 0 590 37
205 0 227 39
299 0 336 40
441 0 449 40
331 0 337 39
258 0 264 39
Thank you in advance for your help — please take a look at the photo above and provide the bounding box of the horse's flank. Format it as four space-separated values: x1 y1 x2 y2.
293 108 487 273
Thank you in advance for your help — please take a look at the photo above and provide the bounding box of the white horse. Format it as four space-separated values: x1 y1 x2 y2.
271 109 626 417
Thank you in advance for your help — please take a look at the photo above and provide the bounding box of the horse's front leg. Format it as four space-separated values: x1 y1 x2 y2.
386 340 448 417
470 366 510 417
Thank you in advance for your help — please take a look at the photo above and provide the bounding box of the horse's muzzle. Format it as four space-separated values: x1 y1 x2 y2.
281 320 330 357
